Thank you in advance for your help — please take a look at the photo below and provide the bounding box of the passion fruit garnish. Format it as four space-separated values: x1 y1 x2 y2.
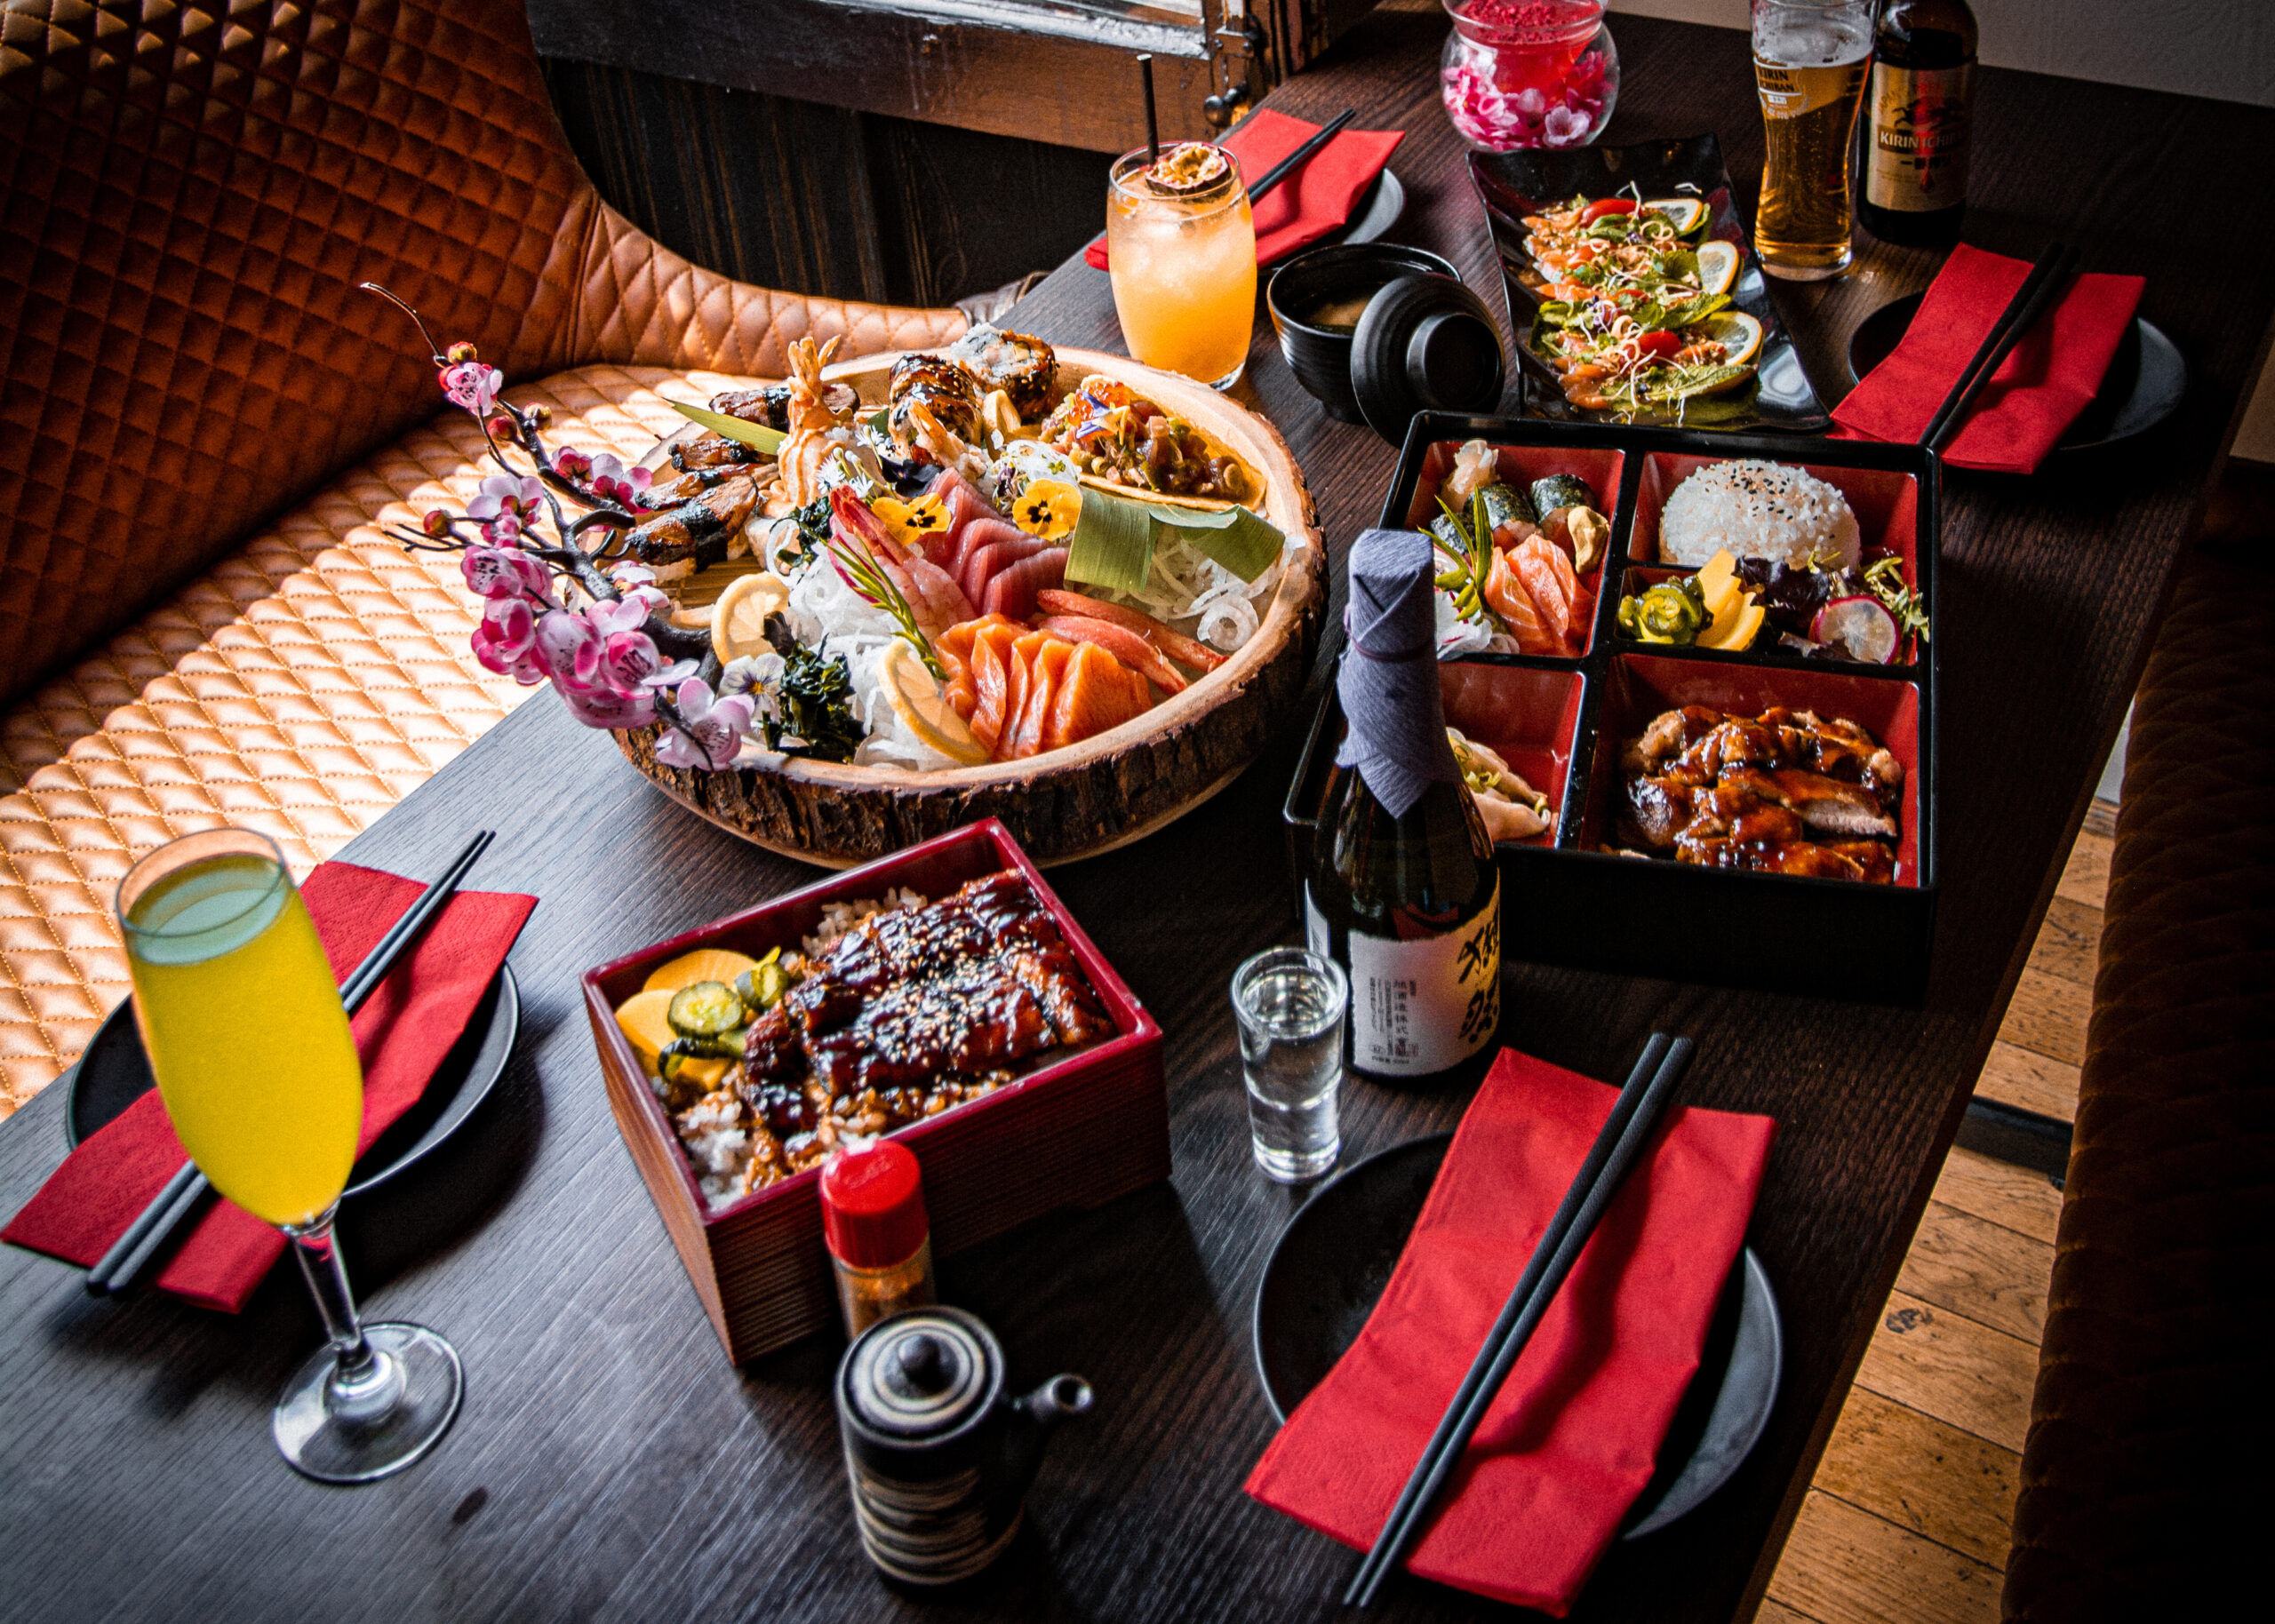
1143 141 1233 196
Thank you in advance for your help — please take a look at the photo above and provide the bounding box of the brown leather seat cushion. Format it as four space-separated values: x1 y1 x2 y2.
2001 542 2275 1618
0 364 757 1113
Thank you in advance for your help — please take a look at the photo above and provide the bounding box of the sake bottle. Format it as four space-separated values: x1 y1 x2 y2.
1305 529 1501 1085
1858 0 1978 247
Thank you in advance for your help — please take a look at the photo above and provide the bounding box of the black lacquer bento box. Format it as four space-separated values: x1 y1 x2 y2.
1287 414 1939 1002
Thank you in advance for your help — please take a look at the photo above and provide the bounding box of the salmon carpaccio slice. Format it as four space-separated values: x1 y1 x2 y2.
1042 643 1151 752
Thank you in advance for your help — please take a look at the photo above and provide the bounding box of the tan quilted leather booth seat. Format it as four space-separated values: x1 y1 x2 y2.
0 0 964 1111
2000 539 2274 1619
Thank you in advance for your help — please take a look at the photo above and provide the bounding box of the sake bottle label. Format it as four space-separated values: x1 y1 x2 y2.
1339 877 1501 1077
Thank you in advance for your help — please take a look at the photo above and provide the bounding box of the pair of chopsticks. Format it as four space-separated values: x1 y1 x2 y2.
1345 1032 1697 1608
84 829 498 1297
1920 243 2081 452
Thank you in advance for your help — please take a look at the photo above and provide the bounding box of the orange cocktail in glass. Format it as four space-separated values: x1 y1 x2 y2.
1106 142 1257 390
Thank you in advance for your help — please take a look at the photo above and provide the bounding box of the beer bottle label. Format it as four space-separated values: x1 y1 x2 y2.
1865 61 1974 212
1337 877 1500 1077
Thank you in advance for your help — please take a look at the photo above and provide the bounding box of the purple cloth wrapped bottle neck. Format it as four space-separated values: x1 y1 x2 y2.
1336 529 1459 819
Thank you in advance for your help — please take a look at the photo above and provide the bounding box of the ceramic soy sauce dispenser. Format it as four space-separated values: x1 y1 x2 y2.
834 1305 1092 1585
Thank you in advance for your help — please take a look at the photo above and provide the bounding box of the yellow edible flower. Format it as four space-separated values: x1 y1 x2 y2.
869 492 950 552
1014 479 1081 540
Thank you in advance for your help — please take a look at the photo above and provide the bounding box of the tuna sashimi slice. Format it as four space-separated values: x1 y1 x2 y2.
982 547 1069 620
955 521 1047 604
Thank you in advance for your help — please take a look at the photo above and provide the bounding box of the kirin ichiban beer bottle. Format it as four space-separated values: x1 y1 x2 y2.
1305 529 1501 1087
1859 0 1979 246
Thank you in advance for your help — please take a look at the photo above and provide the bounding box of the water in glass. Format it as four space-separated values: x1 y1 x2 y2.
1232 949 1348 1182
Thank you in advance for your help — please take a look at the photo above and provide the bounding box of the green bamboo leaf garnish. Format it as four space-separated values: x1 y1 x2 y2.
1065 485 1286 595
668 401 787 456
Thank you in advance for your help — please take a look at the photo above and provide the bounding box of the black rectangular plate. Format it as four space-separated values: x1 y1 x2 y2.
1468 132 1831 434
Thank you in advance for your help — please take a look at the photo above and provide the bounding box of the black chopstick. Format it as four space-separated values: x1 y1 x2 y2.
84 829 496 1296
1248 108 1356 204
1345 1034 1696 1608
1919 243 2076 453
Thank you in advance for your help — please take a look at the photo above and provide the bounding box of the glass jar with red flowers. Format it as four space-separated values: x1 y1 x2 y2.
1440 0 1619 152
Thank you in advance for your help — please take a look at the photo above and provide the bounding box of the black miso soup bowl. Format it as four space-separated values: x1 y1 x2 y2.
1267 243 1462 424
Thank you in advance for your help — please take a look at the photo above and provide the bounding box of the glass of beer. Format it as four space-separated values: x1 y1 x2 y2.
1752 0 1874 279
1106 141 1257 389
118 828 464 1484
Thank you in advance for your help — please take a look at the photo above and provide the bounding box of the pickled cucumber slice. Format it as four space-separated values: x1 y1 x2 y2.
667 981 745 1039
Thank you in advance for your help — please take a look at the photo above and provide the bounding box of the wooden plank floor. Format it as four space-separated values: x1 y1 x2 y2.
1760 802 2111 1623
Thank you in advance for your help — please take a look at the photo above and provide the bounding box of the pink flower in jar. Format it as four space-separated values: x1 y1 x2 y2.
1543 105 1591 147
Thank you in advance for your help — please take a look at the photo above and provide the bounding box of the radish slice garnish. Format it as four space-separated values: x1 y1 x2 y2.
1812 595 1900 665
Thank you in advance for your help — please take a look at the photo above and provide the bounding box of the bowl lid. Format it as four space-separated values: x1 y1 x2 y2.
841 1307 1002 1442
1351 275 1506 446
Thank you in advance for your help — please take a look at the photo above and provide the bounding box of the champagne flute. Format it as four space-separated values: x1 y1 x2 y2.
117 828 463 1483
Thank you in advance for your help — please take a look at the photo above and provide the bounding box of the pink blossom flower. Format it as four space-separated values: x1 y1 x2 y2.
587 452 652 508
557 683 656 730
470 599 546 685
460 545 553 602
553 447 594 481
441 360 504 417
600 629 693 694
1544 105 1589 146
655 678 754 770
467 473 544 544
534 607 605 692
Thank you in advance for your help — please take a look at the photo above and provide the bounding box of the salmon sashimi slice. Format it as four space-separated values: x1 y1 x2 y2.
994 631 1049 760
1033 589 1226 672
1482 548 1561 657
1005 635 1074 760
1042 643 1153 752
981 547 1067 620
938 614 1023 726
967 619 1026 752
1513 534 1580 640
1034 615 1188 695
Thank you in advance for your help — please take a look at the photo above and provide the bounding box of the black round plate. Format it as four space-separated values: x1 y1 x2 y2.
1329 170 1406 251
66 966 520 1200
1846 291 2186 454
1252 1132 1784 1540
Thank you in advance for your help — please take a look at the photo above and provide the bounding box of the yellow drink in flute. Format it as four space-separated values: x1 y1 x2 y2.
1107 142 1257 389
125 852 362 1228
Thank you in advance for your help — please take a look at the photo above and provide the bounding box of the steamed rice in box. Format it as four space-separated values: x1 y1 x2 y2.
1659 460 1860 571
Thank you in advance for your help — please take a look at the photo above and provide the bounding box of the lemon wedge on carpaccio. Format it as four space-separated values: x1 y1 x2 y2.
1697 310 1764 369
710 570 790 665
643 948 761 997
1646 197 1709 235
878 639 991 766
1694 241 1741 298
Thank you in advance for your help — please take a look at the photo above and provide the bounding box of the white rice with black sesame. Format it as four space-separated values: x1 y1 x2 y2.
1658 460 1860 570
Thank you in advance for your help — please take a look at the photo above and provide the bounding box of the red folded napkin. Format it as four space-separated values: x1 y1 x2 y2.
1832 243 2145 474
1245 1049 1776 1614
1082 108 1403 273
3 861 535 1311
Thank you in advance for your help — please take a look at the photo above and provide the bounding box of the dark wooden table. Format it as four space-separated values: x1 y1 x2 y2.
4 9 2271 1621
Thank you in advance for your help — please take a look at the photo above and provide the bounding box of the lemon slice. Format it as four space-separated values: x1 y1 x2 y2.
710 570 789 664
1645 197 1708 235
614 989 678 1066
643 948 762 997
1694 241 1741 298
877 639 991 766
1696 310 1764 369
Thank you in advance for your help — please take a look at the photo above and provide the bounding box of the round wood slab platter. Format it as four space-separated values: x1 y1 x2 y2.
618 346 1327 868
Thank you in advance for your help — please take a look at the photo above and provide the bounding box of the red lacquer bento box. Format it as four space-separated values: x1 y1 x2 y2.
1288 416 1939 1001
582 820 1168 1362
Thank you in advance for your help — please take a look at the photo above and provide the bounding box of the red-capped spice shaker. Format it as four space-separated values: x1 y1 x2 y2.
821 1140 938 1338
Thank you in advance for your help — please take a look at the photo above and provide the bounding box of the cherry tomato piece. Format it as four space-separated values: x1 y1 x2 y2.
1580 198 1638 223
1634 330 1683 361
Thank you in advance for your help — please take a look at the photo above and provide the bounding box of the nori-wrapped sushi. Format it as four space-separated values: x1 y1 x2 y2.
1529 474 1597 518
1477 482 1536 537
